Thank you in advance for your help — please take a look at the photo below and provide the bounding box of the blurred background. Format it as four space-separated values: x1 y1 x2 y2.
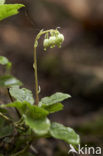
0 0 103 155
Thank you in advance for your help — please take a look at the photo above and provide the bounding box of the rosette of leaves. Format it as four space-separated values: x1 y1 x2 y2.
2 86 80 145
0 56 80 154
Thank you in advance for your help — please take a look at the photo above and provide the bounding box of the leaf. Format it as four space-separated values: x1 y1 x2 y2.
0 56 11 67
43 103 64 113
50 122 80 145
26 104 49 119
5 101 49 119
9 86 34 105
0 4 25 21
24 116 50 136
39 92 71 107
5 101 50 135
0 56 9 65
4 101 28 115
0 56 12 70
0 0 5 5
39 92 70 113
0 75 22 87
0 124 13 138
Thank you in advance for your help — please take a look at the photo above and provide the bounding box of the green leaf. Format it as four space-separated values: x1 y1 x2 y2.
9 86 34 105
0 4 25 21
0 0 5 5
5 101 49 119
0 56 9 65
43 103 64 113
50 122 80 145
5 101 50 135
0 124 13 138
4 101 28 115
39 92 71 107
0 55 11 67
26 105 49 119
0 75 22 87
0 56 12 70
39 92 70 113
24 116 50 136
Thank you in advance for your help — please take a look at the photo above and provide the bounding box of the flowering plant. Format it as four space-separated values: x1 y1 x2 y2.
0 0 80 155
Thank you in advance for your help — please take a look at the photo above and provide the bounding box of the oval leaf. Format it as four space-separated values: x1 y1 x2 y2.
9 86 34 105
39 92 71 107
24 116 50 136
26 105 49 119
0 56 12 70
0 56 9 65
5 101 48 119
50 122 80 145
0 75 22 87
43 103 64 113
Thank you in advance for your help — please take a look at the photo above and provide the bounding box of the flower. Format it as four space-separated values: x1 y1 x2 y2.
43 30 64 50
43 39 50 50
57 34 64 43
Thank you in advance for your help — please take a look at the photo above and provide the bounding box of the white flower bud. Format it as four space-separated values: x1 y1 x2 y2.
57 34 64 43
49 36 56 45
43 31 64 51
43 39 49 48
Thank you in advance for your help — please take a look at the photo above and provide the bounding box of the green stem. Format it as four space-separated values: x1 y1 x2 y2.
0 112 10 121
0 112 25 131
33 46 39 105
35 29 58 42
33 29 59 105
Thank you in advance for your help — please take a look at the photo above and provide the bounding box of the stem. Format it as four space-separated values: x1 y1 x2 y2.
33 46 39 105
7 88 13 102
33 29 59 105
0 112 10 121
0 112 25 131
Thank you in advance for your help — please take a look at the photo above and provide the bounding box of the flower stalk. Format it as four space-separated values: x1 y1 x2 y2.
33 29 64 105
33 46 39 105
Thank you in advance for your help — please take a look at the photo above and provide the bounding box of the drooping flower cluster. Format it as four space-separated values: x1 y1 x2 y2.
43 30 64 51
